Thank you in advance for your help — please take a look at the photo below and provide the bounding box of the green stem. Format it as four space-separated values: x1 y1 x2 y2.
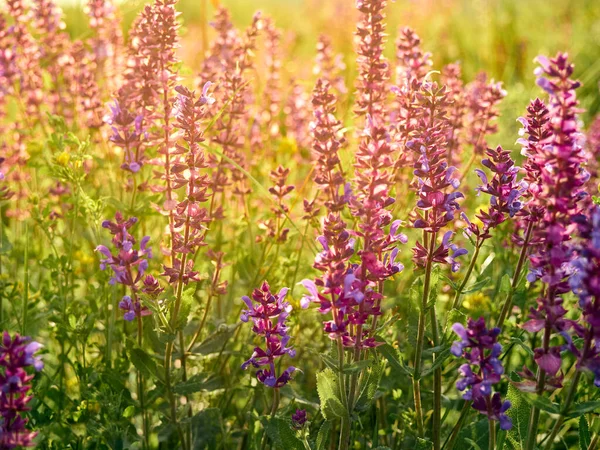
22 221 29 334
450 240 482 311
588 434 599 450
497 221 534 328
137 312 149 450
443 401 471 450
543 369 582 449
270 388 280 417
489 417 496 450
413 231 437 437
337 338 350 450
164 341 187 449
524 333 550 450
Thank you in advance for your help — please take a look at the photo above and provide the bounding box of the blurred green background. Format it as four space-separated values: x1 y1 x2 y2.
59 0 600 148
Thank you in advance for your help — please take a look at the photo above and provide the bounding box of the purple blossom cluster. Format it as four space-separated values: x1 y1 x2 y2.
95 212 155 321
464 146 525 241
451 318 512 430
241 282 296 388
568 207 600 386
0 332 43 449
403 81 466 272
301 214 405 348
522 53 588 377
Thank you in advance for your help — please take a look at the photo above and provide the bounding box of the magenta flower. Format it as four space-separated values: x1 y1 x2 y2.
522 53 588 378
96 212 154 320
0 332 43 449
241 282 296 388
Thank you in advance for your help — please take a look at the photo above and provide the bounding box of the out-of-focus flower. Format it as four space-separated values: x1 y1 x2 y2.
568 207 600 386
311 78 347 212
241 282 296 388
0 332 43 448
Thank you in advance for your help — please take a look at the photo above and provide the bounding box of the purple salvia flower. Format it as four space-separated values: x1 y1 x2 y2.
522 53 587 378
451 318 512 430
95 212 153 320
241 282 296 388
291 408 307 429
567 207 600 387
0 332 43 448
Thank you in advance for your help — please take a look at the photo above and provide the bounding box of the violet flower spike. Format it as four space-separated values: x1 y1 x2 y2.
451 318 512 430
240 281 297 388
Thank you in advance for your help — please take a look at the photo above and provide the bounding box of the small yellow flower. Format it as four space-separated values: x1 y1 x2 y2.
56 151 70 167
463 291 491 312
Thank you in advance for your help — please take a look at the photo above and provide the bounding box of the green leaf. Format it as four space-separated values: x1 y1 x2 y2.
316 420 331 450
259 417 304 450
191 408 223 450
415 438 433 450
463 277 492 294
421 347 452 378
455 419 489 450
507 337 534 358
499 274 512 294
192 323 239 355
355 361 384 412
566 401 600 418
506 382 531 450
579 416 591 450
521 393 560 414
173 286 194 331
376 342 412 377
316 369 347 420
342 359 373 375
173 373 224 395
122 405 135 418
129 347 162 381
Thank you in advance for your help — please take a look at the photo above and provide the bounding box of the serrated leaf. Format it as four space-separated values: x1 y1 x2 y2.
316 420 331 450
506 381 530 449
260 417 304 450
316 369 347 420
579 416 591 450
355 361 384 412
191 408 223 449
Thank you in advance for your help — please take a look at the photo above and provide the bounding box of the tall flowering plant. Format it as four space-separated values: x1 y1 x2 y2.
241 282 296 414
521 53 589 450
0 332 43 449
451 318 512 445
403 79 465 445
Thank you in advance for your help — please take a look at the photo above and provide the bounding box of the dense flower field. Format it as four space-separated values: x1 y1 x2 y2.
1 0 600 448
